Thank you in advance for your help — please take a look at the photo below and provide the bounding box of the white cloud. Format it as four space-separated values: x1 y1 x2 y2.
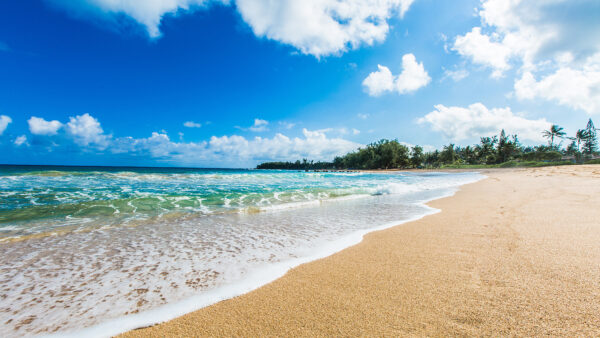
47 0 217 38
478 0 600 68
0 115 11 135
352 128 360 135
442 68 469 82
452 0 600 111
394 54 431 92
453 27 512 78
248 118 269 132
23 113 359 165
454 0 600 73
454 0 600 74
14 135 28 147
278 121 296 130
514 57 600 114
357 113 369 119
236 0 414 57
417 103 551 142
363 53 430 96
66 113 110 147
28 116 64 135
183 121 202 128
362 65 394 96
47 0 415 57
113 127 359 166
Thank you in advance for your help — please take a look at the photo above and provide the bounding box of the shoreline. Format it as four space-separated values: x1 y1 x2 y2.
51 177 477 337
120 165 600 336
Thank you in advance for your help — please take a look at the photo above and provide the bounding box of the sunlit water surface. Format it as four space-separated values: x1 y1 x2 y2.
0 166 483 336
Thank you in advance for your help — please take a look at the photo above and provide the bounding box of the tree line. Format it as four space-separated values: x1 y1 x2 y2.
256 119 599 170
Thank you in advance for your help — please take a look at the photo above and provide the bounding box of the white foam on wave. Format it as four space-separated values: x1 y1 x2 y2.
371 172 482 196
0 170 486 336
45 174 486 338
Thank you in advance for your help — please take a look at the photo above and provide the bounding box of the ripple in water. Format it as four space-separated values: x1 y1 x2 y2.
0 167 484 336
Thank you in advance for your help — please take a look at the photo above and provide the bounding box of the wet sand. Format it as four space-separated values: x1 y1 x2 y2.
122 165 600 336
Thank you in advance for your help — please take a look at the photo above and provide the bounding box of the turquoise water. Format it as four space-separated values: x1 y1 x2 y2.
0 165 483 336
1 165 465 240
0 166 369 240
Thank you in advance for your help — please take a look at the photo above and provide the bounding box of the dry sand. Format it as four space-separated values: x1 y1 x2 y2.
122 165 600 337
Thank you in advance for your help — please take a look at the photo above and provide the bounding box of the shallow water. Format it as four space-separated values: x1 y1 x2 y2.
0 166 483 336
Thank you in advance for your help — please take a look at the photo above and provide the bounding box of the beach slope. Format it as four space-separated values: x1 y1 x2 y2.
123 165 600 336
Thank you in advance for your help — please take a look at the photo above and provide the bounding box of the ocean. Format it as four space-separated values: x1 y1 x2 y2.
0 165 484 336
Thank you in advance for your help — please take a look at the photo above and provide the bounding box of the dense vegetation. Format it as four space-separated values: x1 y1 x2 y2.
257 119 600 170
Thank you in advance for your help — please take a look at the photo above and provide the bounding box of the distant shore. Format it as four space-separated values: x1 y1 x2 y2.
122 165 600 336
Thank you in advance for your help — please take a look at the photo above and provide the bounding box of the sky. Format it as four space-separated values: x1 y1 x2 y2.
0 0 599 168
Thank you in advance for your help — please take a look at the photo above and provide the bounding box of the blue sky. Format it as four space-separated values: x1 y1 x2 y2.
0 0 599 167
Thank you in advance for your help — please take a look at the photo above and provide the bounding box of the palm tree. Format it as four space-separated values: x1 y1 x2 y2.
542 124 566 149
574 129 588 152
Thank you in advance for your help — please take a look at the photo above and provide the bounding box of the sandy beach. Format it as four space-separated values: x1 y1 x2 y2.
122 165 600 337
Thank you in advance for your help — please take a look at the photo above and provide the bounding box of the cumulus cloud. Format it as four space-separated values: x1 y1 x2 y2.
14 135 28 147
248 118 269 132
454 0 600 73
0 115 11 135
452 0 600 111
363 53 430 96
28 116 63 135
22 113 359 166
453 27 512 78
113 127 359 166
236 0 414 57
417 103 551 142
66 113 110 147
442 68 469 82
46 0 217 38
46 0 415 57
515 57 600 115
362 65 394 96
278 121 296 130
183 121 202 128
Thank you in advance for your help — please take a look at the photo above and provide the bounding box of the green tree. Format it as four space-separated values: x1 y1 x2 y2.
542 124 566 149
440 144 457 164
496 130 520 163
424 150 440 168
574 129 588 152
478 136 497 164
582 119 598 155
410 145 424 168
461 145 478 164
565 140 578 156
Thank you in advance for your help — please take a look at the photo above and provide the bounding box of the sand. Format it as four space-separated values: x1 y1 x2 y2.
122 165 600 337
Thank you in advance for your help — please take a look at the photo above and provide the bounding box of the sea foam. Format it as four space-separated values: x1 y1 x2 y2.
0 168 484 337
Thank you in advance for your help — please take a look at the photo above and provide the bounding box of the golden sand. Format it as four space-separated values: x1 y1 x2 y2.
122 165 600 336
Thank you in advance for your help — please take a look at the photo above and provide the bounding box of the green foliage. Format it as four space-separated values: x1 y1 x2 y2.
439 144 456 164
334 139 410 169
410 145 425 168
498 160 573 168
257 120 599 170
582 119 598 155
256 159 335 170
542 124 566 148
519 150 562 162
442 160 574 169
